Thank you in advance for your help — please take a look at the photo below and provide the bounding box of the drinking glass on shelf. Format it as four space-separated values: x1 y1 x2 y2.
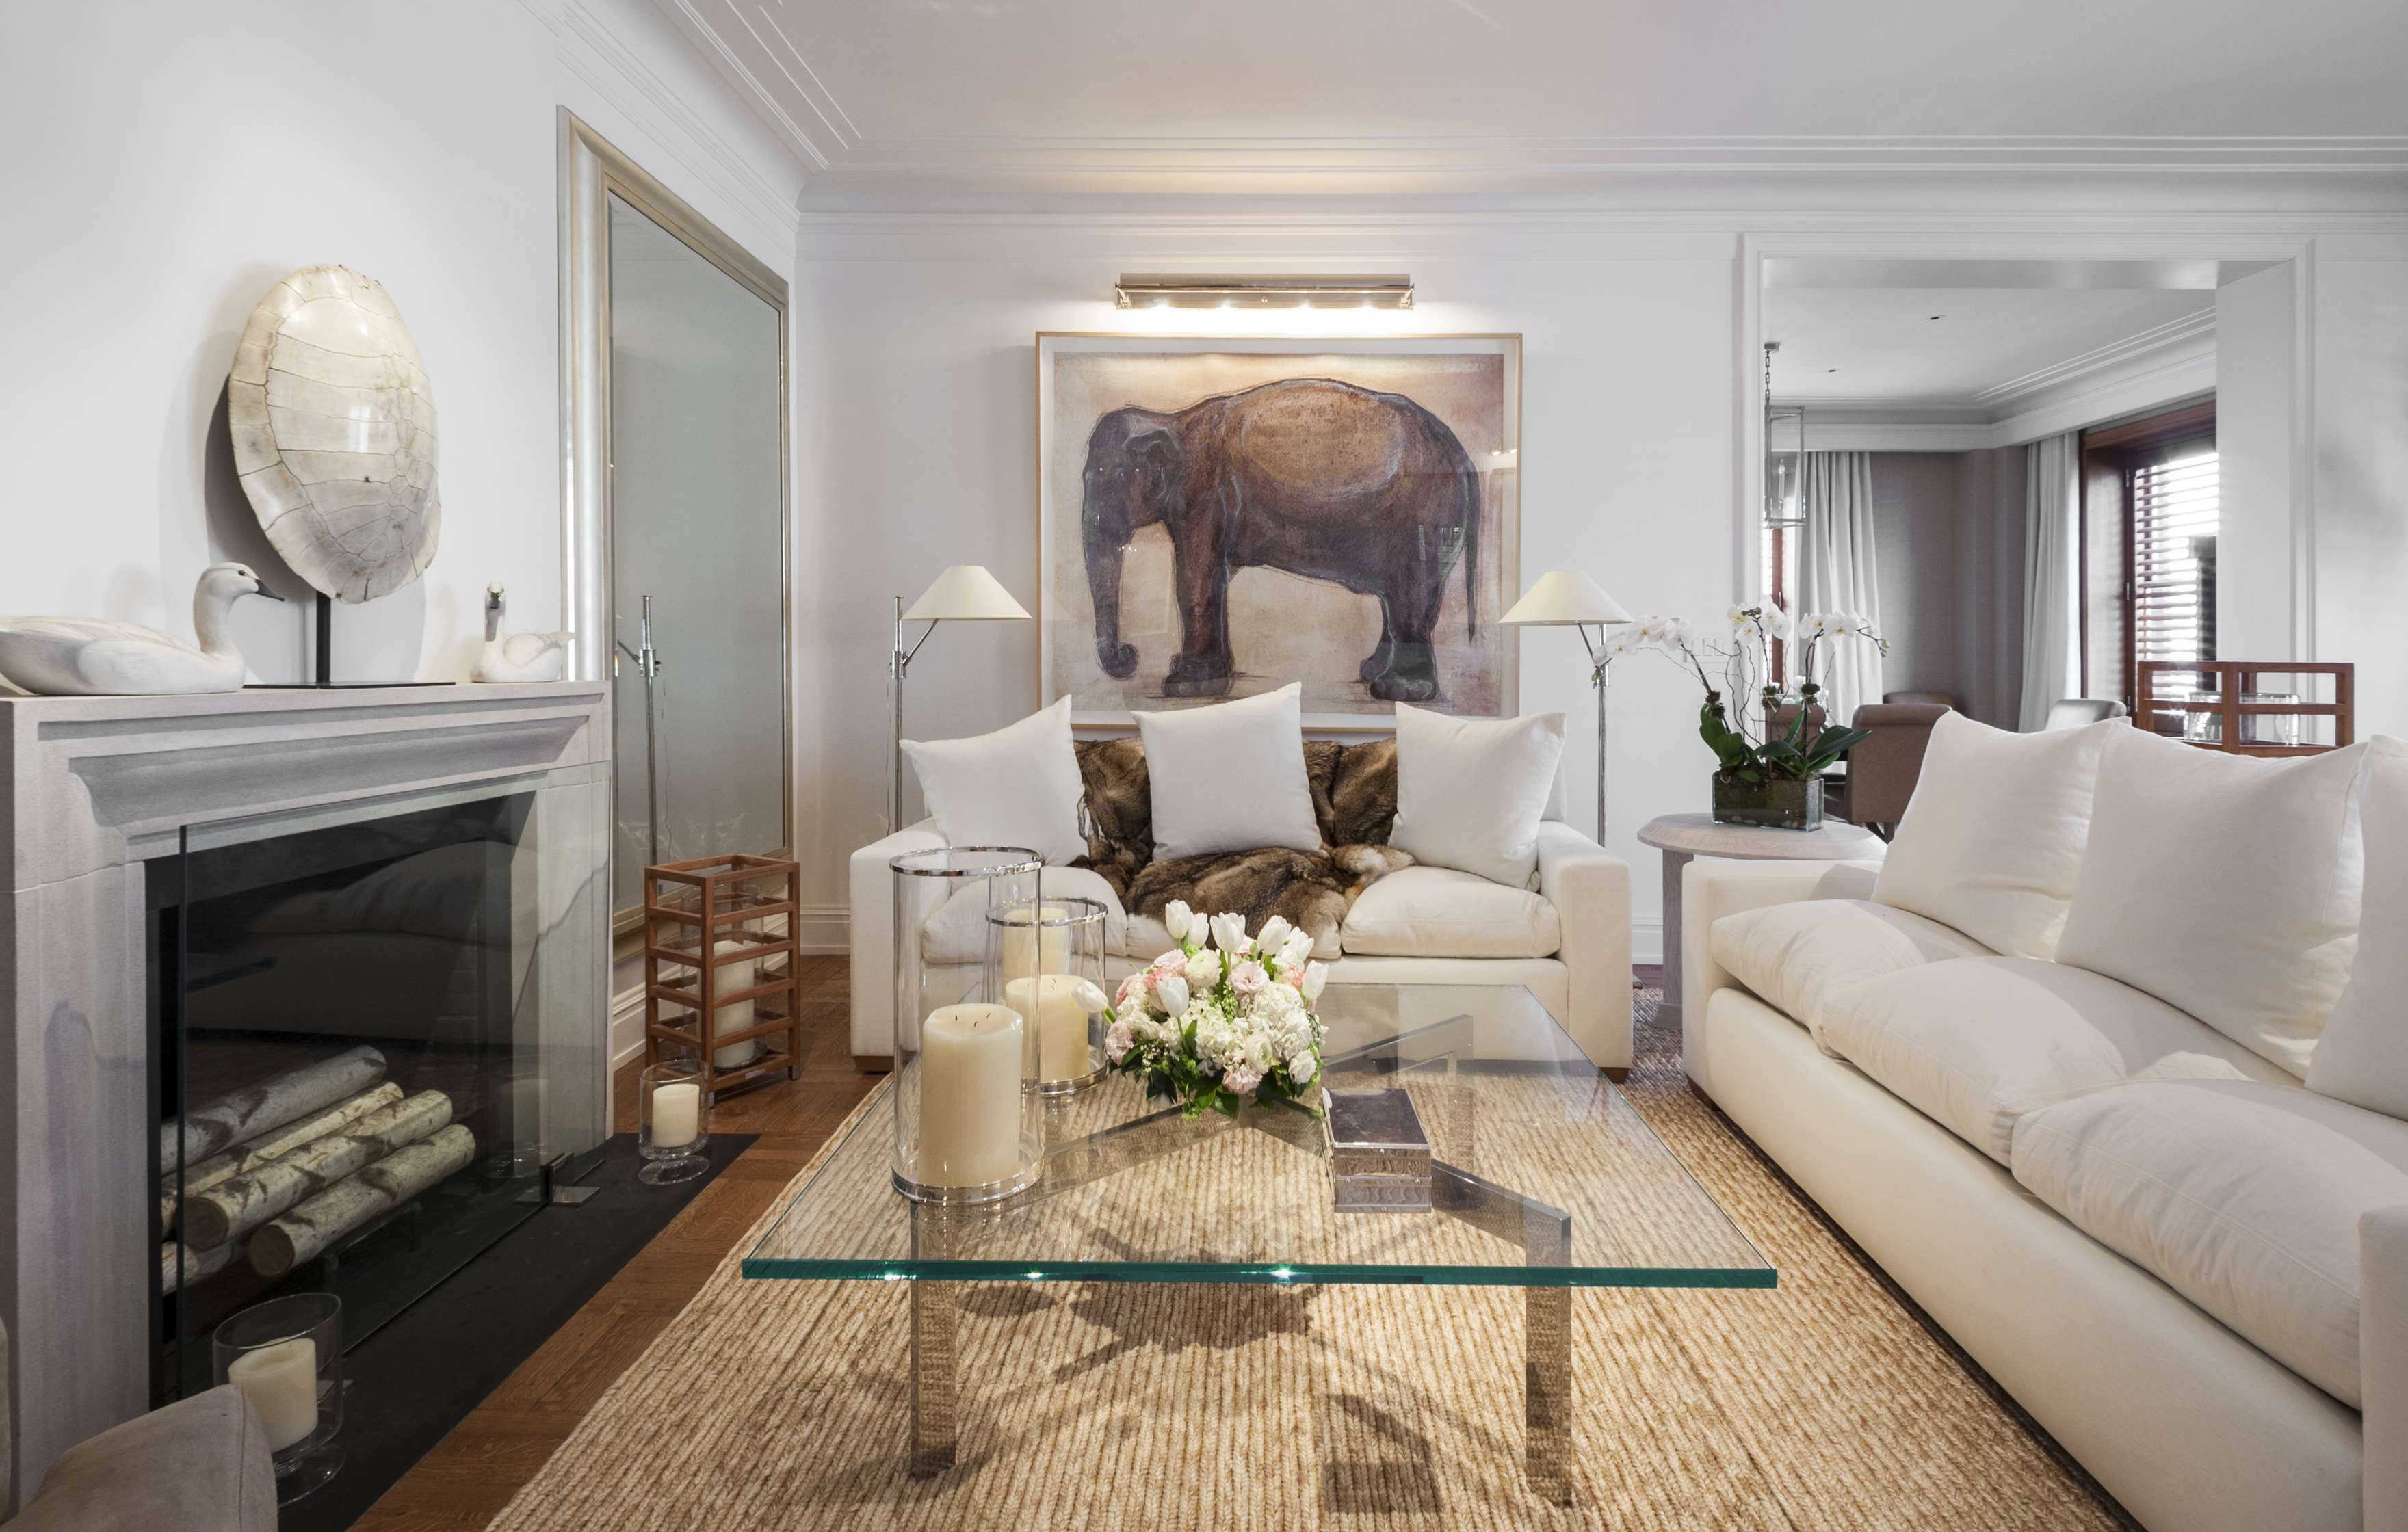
213 1291 343 1503
639 1057 709 1185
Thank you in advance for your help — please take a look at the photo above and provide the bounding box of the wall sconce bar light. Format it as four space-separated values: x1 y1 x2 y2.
1114 273 1414 310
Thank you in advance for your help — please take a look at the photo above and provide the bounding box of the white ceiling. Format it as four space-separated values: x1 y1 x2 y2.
1766 287 2216 407
659 0 2408 185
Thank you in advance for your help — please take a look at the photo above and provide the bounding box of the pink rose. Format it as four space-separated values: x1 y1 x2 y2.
1104 1020 1134 1064
1222 1064 1264 1096
1229 960 1268 996
1285 969 1305 990
1116 973 1145 1007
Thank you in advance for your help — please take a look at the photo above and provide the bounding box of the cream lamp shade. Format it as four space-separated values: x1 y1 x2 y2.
903 566 1031 622
1501 570 1632 626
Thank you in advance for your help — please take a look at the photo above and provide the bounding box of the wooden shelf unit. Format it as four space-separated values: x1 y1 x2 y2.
642 853 802 1102
2134 661 2354 757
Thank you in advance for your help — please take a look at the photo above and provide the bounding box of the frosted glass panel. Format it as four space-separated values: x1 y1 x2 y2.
607 194 785 916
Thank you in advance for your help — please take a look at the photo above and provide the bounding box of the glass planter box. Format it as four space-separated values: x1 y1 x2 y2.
1711 775 1824 831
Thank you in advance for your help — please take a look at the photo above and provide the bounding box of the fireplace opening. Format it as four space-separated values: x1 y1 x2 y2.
149 772 607 1407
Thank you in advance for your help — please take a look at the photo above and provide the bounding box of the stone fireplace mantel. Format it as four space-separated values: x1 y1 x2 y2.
0 682 610 1501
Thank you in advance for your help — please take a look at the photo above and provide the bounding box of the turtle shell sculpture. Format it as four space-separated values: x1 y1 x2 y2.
228 265 439 603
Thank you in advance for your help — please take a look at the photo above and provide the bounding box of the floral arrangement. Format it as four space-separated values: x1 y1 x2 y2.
1607 606 1889 784
1103 902 1328 1119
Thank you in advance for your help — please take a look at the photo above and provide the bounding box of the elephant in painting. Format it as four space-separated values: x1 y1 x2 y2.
1079 377 1481 702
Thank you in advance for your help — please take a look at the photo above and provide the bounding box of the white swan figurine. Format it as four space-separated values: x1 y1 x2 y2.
472 584 575 683
0 563 283 696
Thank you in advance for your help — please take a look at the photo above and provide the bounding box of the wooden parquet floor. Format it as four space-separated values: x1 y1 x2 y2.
355 955 874 1531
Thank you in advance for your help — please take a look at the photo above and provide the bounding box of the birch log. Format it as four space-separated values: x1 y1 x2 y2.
249 1124 477 1278
161 1240 236 1295
183 1090 454 1250
162 1083 404 1233
161 1046 387 1174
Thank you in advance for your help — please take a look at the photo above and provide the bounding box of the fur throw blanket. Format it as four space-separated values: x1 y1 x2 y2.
1071 738 1413 956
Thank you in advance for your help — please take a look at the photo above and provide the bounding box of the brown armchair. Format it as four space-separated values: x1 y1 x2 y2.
1883 690 1959 709
1844 703 1951 838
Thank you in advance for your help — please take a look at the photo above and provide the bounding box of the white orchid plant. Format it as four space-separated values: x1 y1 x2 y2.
1610 605 1889 784
1103 902 1328 1120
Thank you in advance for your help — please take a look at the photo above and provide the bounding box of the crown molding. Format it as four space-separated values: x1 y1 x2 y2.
1972 308 2217 406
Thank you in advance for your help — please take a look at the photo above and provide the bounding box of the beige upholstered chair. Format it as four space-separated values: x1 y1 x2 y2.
1 1320 275 1531
1843 703 1951 838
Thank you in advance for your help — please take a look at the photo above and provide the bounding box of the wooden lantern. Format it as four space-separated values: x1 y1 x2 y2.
642 853 802 1102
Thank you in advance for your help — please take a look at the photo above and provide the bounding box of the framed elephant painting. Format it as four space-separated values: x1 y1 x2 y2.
1036 332 1521 728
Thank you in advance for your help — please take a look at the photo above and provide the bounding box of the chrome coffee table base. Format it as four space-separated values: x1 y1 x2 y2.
901 1120 1576 1504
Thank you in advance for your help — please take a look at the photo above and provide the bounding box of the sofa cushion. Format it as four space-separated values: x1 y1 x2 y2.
1873 711 2115 959
2056 726 2373 1077
902 698 1088 865
1134 684 1320 860
1709 899 1993 1040
2012 1079 2408 1408
2308 738 2408 1118
1389 702 1566 888
1340 864 1562 959
1817 956 2296 1164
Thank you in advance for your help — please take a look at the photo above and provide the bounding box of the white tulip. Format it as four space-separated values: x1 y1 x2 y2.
1209 912 1251 955
1300 961 1329 1001
1071 979 1110 1016
1278 929 1316 970
1255 915 1292 955
1183 947 1223 990
1154 975 1190 1016
1163 900 1193 941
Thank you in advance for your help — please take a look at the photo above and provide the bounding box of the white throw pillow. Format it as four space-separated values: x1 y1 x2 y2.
1389 702 1566 888
901 697 1087 865
2056 726 2373 1077
1873 711 2114 959
2309 738 2408 1116
1134 684 1319 862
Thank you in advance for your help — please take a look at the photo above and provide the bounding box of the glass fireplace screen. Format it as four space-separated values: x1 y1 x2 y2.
151 763 609 1405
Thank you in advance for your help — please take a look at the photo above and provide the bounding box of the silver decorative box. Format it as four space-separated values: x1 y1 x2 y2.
1324 1087 1433 1212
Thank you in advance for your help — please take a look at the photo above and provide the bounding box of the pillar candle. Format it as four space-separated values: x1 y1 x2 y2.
651 1081 701 1150
1004 973 1093 1082
998 903 1069 984
713 941 759 1068
915 1003 1025 1187
228 1336 319 1451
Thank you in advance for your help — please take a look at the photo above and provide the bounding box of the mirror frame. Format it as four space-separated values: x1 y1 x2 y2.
557 109 794 926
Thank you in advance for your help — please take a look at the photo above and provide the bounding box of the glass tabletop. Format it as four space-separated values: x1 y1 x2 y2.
742 983 1772 1289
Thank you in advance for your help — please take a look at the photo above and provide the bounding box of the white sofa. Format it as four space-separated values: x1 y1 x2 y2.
850 815 1634 1073
1682 857 2408 1532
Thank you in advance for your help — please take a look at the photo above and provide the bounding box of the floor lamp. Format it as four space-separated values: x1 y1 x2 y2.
1502 571 1634 841
889 566 1032 832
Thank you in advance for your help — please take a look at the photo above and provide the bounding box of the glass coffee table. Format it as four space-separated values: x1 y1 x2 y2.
744 983 1772 1503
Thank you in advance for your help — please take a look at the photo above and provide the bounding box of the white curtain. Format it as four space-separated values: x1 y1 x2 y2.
1798 451 1884 724
2017 432 2082 730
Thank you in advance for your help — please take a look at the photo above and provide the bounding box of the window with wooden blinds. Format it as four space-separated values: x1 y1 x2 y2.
2130 443 2219 672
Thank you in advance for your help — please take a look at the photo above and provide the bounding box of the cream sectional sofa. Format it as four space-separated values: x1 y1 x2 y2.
1682 856 2408 1532
850 814 1633 1072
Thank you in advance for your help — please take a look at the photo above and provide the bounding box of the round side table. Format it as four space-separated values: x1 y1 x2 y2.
1639 812 1885 1030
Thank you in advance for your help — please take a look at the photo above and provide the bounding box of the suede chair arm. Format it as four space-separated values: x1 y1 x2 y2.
1679 858 1882 1094
1534 821 1634 1074
2364 1205 2408 1532
848 819 947 1061
5 1387 274 1531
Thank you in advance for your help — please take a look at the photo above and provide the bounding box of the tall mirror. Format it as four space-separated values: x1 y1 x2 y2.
560 113 790 927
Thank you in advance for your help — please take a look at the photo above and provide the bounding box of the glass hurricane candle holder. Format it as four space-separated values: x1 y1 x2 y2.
890 847 1045 1204
214 1291 343 1503
639 1058 709 1185
992 895 1108 1094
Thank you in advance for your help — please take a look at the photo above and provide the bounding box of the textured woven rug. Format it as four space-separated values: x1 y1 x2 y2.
490 993 2134 1530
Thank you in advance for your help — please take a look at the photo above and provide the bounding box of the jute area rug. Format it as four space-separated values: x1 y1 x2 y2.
490 994 2134 1530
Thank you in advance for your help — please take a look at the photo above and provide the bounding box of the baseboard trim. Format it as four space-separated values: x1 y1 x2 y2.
1632 918 1663 968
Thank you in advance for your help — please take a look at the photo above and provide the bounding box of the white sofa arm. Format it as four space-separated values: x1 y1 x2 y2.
848 820 946 1062
1536 821 1634 1074
2366 1206 2408 1532
1679 858 1881 1092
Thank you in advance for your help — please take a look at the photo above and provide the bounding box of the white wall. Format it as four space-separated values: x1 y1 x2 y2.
797 230 1742 963
0 0 803 685
2216 262 2300 658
